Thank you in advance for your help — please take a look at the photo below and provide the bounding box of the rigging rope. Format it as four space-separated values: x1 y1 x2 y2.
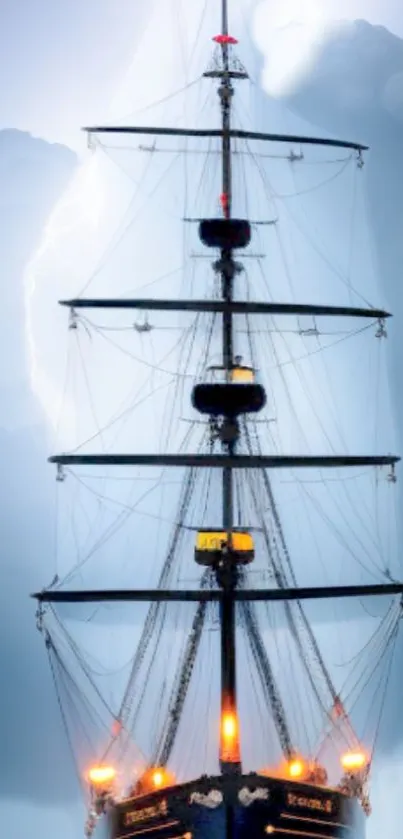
154 570 212 765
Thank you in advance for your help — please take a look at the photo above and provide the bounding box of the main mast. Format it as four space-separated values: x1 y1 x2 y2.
217 0 240 774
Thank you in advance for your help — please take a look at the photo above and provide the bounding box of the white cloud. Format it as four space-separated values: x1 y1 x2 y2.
252 0 403 96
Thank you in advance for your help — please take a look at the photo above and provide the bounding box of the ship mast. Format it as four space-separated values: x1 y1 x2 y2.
217 0 240 774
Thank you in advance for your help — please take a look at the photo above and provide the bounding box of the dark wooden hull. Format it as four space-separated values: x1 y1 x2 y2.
111 773 365 839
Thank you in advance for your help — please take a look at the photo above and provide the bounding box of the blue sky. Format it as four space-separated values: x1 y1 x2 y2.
0 0 145 150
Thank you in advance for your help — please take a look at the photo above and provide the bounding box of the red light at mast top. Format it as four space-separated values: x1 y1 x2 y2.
213 35 238 45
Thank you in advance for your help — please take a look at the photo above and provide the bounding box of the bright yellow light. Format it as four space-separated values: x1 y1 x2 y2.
222 713 237 739
220 710 240 763
341 751 367 771
88 765 116 785
140 767 175 791
288 759 305 778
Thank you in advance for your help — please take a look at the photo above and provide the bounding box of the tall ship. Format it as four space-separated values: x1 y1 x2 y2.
32 2 403 837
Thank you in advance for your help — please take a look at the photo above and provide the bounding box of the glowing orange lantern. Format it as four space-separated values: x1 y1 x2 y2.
88 765 116 786
340 751 367 771
220 710 240 763
139 767 176 792
287 758 306 779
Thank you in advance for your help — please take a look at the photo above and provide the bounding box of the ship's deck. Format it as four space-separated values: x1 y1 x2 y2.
112 773 365 839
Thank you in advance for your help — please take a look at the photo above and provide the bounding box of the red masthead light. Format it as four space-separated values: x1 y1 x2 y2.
213 35 238 45
220 192 229 218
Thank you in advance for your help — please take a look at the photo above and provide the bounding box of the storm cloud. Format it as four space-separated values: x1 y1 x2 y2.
280 18 403 755
0 130 79 804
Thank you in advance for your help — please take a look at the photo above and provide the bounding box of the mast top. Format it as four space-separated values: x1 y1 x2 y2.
221 0 229 36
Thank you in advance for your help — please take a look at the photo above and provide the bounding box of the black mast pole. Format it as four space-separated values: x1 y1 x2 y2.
218 0 240 775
